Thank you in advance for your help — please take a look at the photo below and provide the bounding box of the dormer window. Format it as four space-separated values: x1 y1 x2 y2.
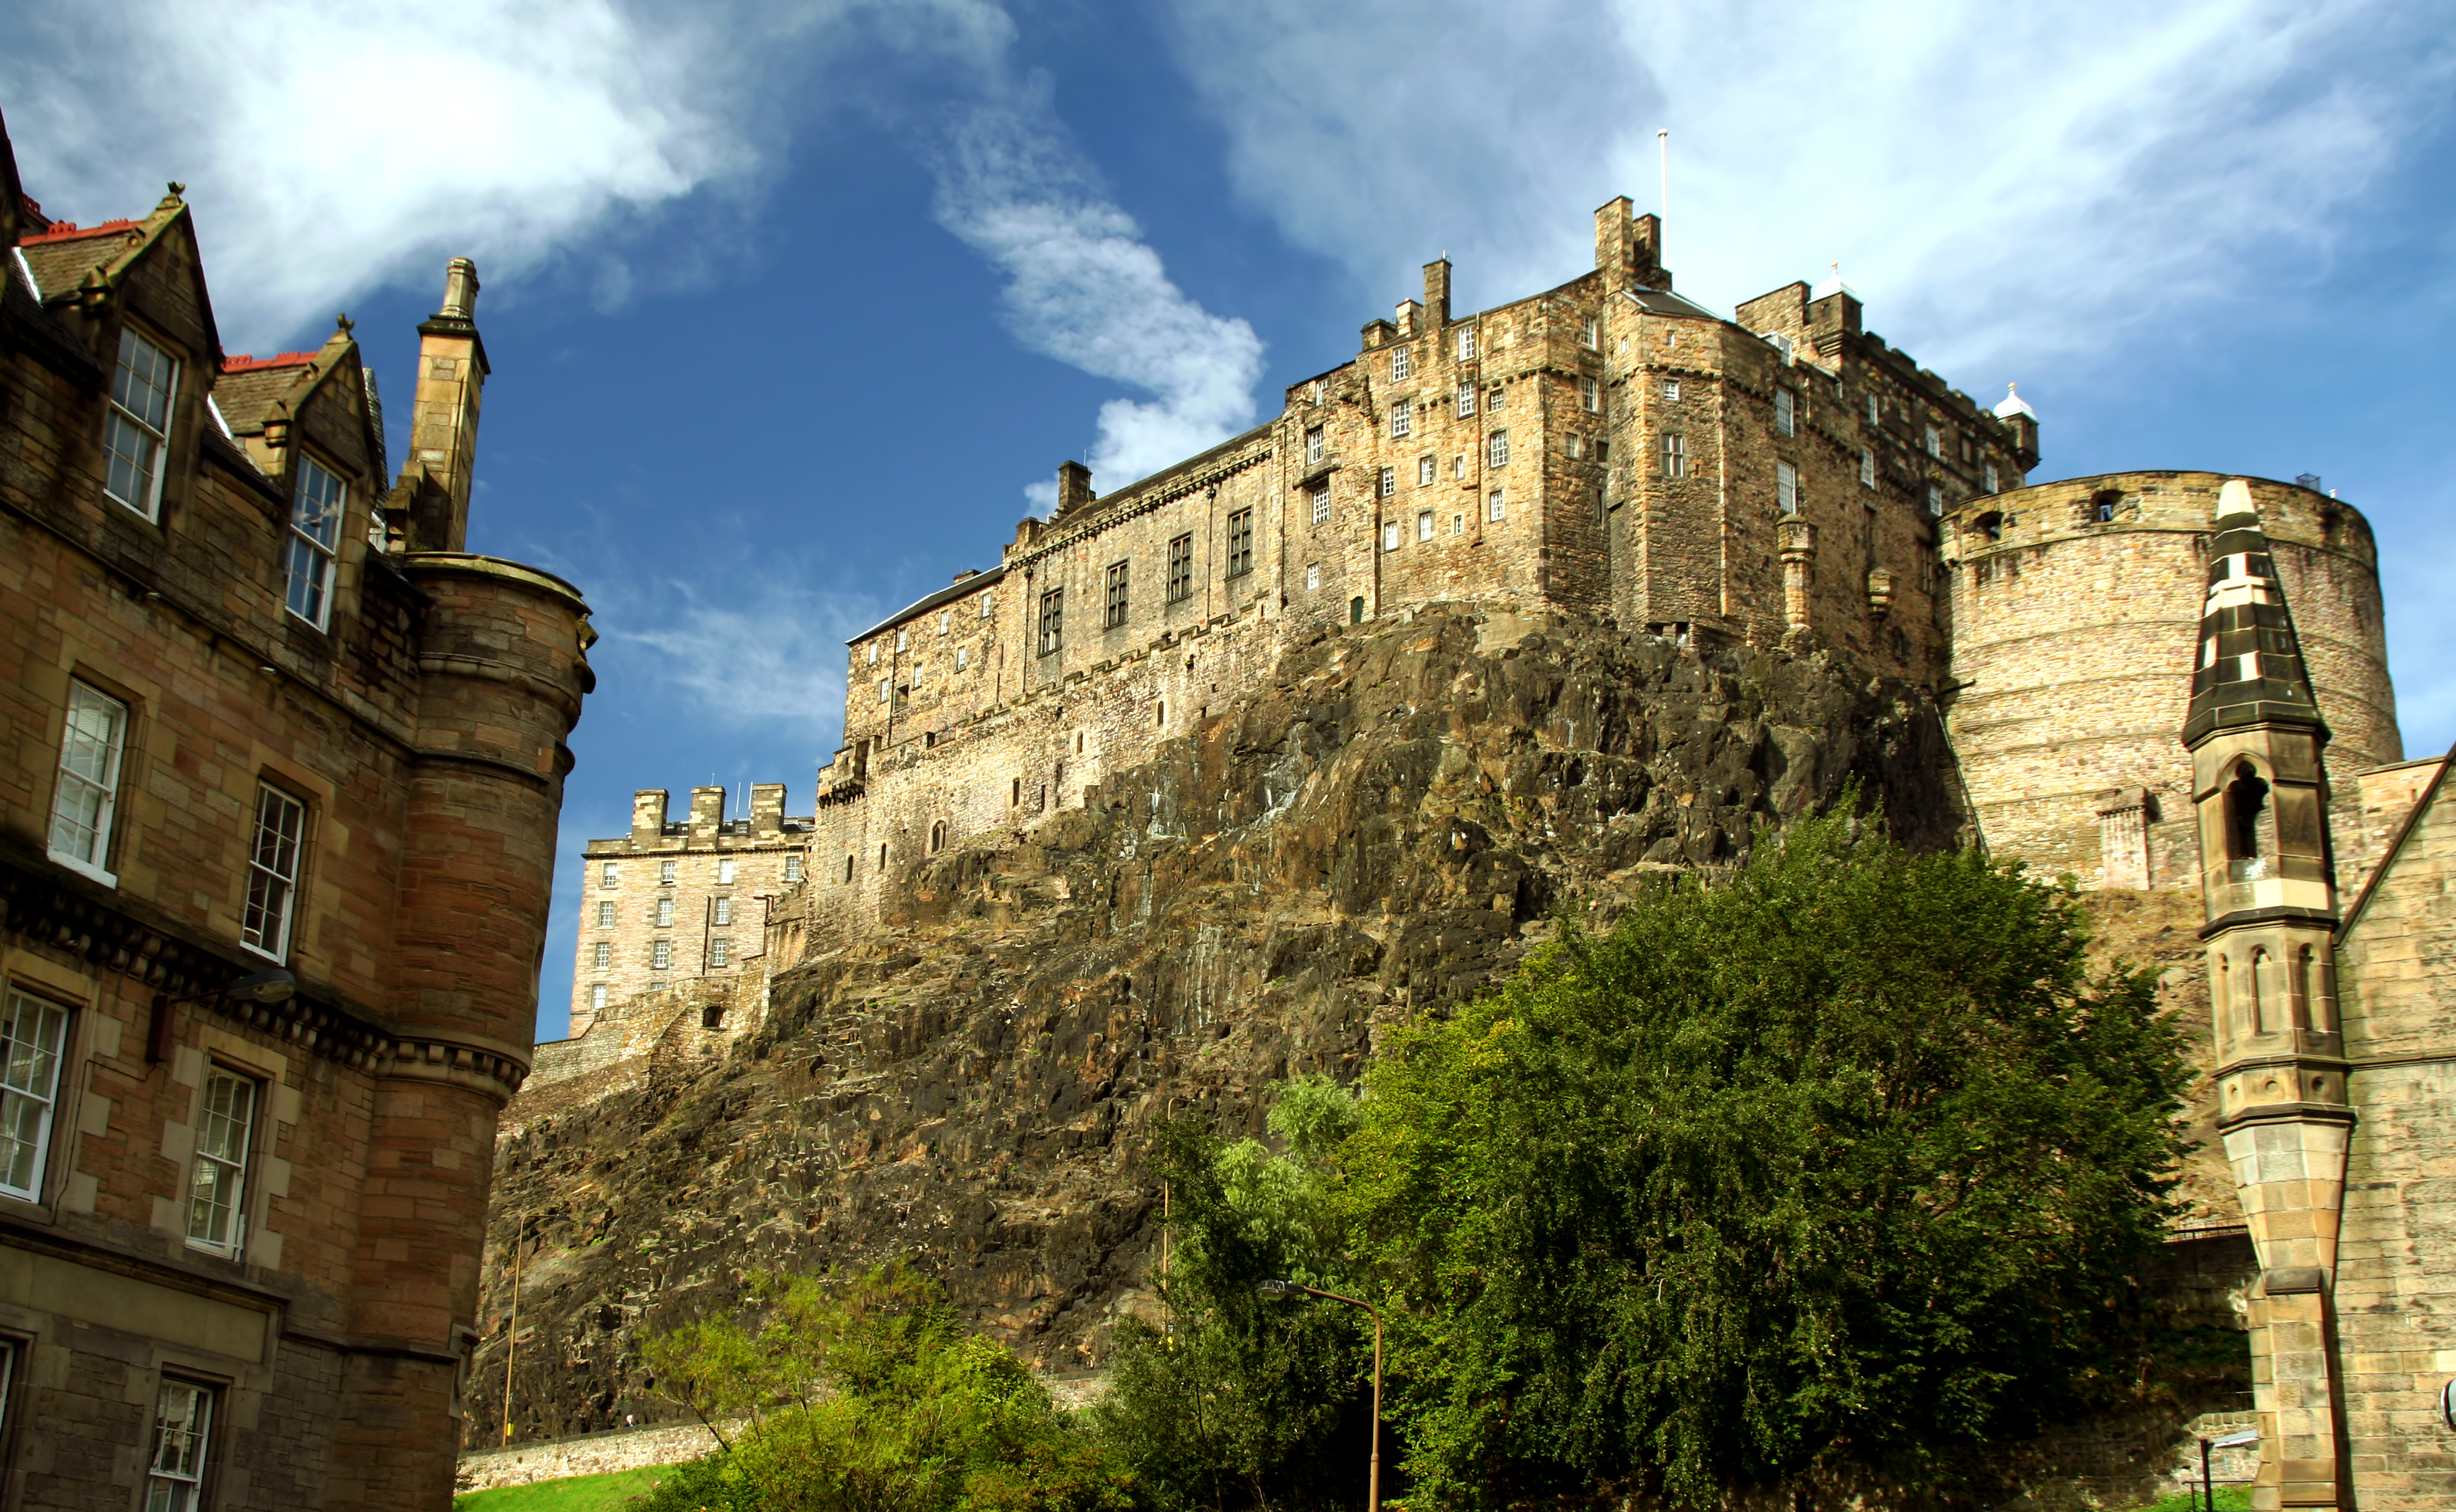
284 457 347 629
105 328 179 521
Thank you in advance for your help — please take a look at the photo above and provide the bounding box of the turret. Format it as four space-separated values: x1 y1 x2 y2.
2182 477 2352 1512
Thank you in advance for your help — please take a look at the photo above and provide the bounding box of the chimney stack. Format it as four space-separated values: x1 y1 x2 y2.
1055 460 1095 517
689 786 726 841
631 789 669 846
396 258 490 552
1423 259 1451 330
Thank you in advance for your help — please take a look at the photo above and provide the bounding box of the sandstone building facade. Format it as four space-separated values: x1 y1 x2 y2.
0 114 589 1510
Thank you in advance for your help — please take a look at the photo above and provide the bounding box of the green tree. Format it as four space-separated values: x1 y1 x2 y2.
1344 802 2192 1508
1094 1078 1377 1512
634 1266 1129 1512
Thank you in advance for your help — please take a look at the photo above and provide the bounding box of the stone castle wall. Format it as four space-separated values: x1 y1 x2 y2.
1941 471 2398 889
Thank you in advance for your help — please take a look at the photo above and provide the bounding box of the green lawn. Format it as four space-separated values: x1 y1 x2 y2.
454 1464 678 1512
2120 1489 2250 1512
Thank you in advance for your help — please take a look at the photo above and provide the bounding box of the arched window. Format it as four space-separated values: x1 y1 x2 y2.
2295 946 2322 1032
930 821 946 854
2248 947 2273 1035
2226 763 2271 879
1350 596 1365 625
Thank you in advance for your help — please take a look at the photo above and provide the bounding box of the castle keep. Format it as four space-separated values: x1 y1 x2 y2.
1 114 589 1509
548 197 2450 1511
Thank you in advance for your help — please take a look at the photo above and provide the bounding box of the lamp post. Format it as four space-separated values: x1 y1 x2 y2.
147 968 296 1064
1259 1279 1382 1512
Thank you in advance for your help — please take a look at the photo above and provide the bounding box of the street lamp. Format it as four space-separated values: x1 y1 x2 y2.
1259 1279 1384 1512
147 968 296 1064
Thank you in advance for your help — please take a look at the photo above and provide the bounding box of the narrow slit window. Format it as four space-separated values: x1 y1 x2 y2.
241 784 306 961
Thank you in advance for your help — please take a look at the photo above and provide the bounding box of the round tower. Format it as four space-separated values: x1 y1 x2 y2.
1940 470 2396 888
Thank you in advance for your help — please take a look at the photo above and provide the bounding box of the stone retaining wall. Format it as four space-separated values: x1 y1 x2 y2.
456 1420 731 1493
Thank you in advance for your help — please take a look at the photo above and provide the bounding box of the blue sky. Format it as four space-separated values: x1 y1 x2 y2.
9 0 2453 1038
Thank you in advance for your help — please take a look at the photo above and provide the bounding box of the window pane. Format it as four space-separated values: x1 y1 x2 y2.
242 787 305 957
147 1379 214 1512
50 682 128 868
104 411 162 514
0 992 68 1197
187 1071 254 1251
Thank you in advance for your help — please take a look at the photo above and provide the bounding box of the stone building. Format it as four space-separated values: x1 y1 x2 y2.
790 199 2035 950
0 114 589 1510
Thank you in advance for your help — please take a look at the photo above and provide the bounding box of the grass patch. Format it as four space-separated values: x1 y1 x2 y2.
2120 1488 2251 1512
454 1464 679 1512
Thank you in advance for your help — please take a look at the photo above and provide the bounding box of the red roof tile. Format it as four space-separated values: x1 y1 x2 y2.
220 352 318 373
19 218 141 245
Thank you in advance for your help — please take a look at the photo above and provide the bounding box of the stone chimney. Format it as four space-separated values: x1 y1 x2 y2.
750 783 786 836
1396 298 1423 340
1423 259 1451 330
689 786 726 841
397 257 489 552
631 789 669 846
1054 460 1095 517
1595 199 1669 291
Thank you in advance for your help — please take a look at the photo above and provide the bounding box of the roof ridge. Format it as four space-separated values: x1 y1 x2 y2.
18 217 143 244
220 351 319 372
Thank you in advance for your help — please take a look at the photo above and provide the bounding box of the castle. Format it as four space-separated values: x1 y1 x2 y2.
550 197 2451 1511
0 115 591 1508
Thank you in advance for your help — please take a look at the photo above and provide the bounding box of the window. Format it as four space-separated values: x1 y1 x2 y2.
105 328 178 520
593 941 612 968
655 897 674 927
1391 403 1411 439
48 680 127 882
1168 534 1193 602
0 989 69 1201
281 457 348 629
877 678 890 704
1417 455 1436 486
866 644 878 665
596 900 615 927
1313 486 1333 526
589 984 608 1012
1458 328 1477 360
652 939 672 969
1224 509 1254 578
1580 377 1600 413
1374 468 1392 500
932 819 948 853
717 858 736 886
1924 424 1941 458
1595 440 1609 463
1984 462 2000 494
1305 563 1320 590
1104 561 1129 628
1866 394 1880 426
240 784 305 961
1661 433 1688 478
1662 377 1680 401
1488 431 1509 468
981 593 994 619
1578 315 1600 349
1976 512 2005 543
1418 510 1434 542
1391 347 1411 381
1038 588 1064 655
2095 495 2118 523
1488 490 1507 522
937 610 950 634
1566 435 1583 460
1860 448 1876 488
955 647 968 671
845 853 856 882
1925 482 1942 516
659 860 677 885
1777 462 1799 515
600 862 618 887
1774 388 1795 437
1383 520 1400 551
1305 425 1324 465
712 897 732 926
146 1379 216 1512
1457 382 1475 418
186 1068 256 1256
896 629 908 652
710 938 731 968
784 855 803 883
1487 384 1504 412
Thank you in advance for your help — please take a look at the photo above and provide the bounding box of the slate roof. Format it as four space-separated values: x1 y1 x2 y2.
2182 490 2329 747
15 220 145 300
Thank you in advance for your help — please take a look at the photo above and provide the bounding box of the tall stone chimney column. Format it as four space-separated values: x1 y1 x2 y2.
398 259 489 552
1779 520 1816 630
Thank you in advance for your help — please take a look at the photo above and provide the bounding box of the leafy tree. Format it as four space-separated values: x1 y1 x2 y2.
1094 1078 1377 1512
1342 801 2192 1508
634 1266 1129 1512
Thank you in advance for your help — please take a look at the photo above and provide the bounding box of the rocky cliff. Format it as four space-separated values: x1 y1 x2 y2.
471 605 2128 1442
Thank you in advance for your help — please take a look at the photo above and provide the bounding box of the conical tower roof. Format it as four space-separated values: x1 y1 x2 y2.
2182 479 2329 748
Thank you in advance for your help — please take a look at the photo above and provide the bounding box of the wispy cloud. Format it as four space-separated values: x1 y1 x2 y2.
1162 0 2455 374
930 80 1266 506
590 571 884 758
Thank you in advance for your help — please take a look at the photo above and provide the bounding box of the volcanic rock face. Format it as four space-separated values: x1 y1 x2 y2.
473 608 1972 1441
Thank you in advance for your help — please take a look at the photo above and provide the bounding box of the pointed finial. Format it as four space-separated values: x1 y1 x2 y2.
167 182 185 198
335 313 355 335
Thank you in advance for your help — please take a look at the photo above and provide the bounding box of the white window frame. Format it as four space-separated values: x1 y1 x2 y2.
659 859 677 884
1926 482 1943 516
1487 490 1507 523
1391 347 1411 381
1578 315 1599 350
1418 510 1434 542
710 938 731 968
0 988 70 1202
784 855 804 883
1417 455 1436 487
1662 378 1680 402
599 861 618 888
1580 377 1600 413
589 984 608 1012
1458 328 1477 360
1382 520 1400 552
185 1067 257 1258
1860 448 1877 489
1984 462 2000 494
956 647 969 671
878 678 890 703
1774 388 1795 437
1305 563 1320 591
652 939 672 970
1391 404 1411 440
1661 433 1688 479
48 679 128 885
1313 487 1332 525
896 629 908 652
1487 430 1509 468
1456 382 1475 418
1487 384 1504 413
284 455 347 630
867 644 879 665
1375 467 1394 499
596 900 615 927
1866 394 1880 427
592 941 612 968
713 897 732 926
1305 426 1324 465
1777 461 1799 516
104 327 178 522
1924 424 1941 458
240 784 306 961
146 1378 217 1512
655 897 674 927
717 858 736 885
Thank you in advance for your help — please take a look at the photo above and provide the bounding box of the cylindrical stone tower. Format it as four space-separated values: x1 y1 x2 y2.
327 554 591 1508
1940 470 2396 888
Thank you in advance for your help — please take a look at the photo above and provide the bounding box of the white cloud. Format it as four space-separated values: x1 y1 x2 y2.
1162 0 2454 374
593 571 883 757
930 80 1265 506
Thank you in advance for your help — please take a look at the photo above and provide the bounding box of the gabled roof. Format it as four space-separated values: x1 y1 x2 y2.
210 325 386 483
2338 741 2456 937
11 185 223 367
850 566 1008 646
